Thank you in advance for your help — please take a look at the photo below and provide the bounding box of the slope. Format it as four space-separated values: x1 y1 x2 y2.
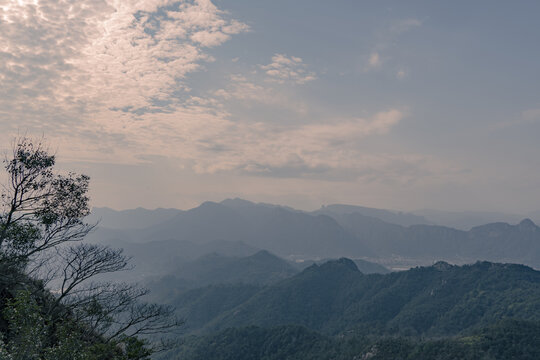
188 260 540 336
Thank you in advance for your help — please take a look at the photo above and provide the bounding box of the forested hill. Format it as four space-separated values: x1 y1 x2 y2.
159 320 540 360
167 259 540 337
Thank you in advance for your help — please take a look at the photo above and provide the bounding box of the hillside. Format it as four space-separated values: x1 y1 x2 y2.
146 252 389 304
166 259 540 336
145 250 299 303
167 284 262 332
93 238 259 283
172 250 299 286
0 264 153 359
158 320 540 360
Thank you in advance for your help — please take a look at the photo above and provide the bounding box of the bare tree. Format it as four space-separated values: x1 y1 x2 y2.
46 243 182 341
65 282 181 341
0 137 182 354
53 244 130 307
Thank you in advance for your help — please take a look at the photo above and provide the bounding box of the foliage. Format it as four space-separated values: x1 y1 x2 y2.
159 320 540 360
0 138 92 266
167 259 540 336
0 138 181 359
169 284 261 332
3 290 46 360
156 259 540 359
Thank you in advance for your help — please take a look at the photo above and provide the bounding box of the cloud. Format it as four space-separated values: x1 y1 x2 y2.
52 104 408 181
368 52 382 68
0 2 447 185
162 109 407 178
0 0 256 168
0 0 248 122
294 109 403 141
213 74 309 114
260 54 316 84
522 108 540 122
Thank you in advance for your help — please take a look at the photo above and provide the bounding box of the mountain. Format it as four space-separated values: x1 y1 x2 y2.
166 284 262 332
528 210 540 225
145 250 299 303
413 209 526 230
322 210 540 268
131 200 370 258
316 204 431 226
172 250 299 286
147 252 388 305
464 219 540 263
351 258 391 274
294 258 390 274
171 260 540 336
94 238 259 282
87 199 540 269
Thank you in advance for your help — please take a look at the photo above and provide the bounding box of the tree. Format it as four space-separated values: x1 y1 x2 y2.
0 138 92 266
0 137 181 358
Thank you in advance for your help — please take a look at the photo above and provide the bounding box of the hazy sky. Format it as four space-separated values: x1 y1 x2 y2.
1 0 539 212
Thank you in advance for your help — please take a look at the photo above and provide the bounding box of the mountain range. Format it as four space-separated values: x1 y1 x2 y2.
88 198 540 269
83 200 540 359
165 259 540 337
145 250 391 304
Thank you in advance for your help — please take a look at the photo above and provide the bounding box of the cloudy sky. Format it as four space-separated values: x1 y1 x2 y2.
1 0 539 213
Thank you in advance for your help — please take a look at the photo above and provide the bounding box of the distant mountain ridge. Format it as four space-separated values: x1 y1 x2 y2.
88 199 540 269
412 208 528 230
125 200 371 258
316 204 431 226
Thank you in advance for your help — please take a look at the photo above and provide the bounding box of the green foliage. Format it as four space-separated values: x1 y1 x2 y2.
173 250 299 287
172 260 540 336
118 336 152 360
3 290 47 360
0 337 12 360
161 326 336 360
0 138 92 267
170 284 261 332
0 139 178 359
159 320 540 360
0 288 153 360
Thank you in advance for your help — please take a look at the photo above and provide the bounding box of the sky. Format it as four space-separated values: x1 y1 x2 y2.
1 0 540 213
